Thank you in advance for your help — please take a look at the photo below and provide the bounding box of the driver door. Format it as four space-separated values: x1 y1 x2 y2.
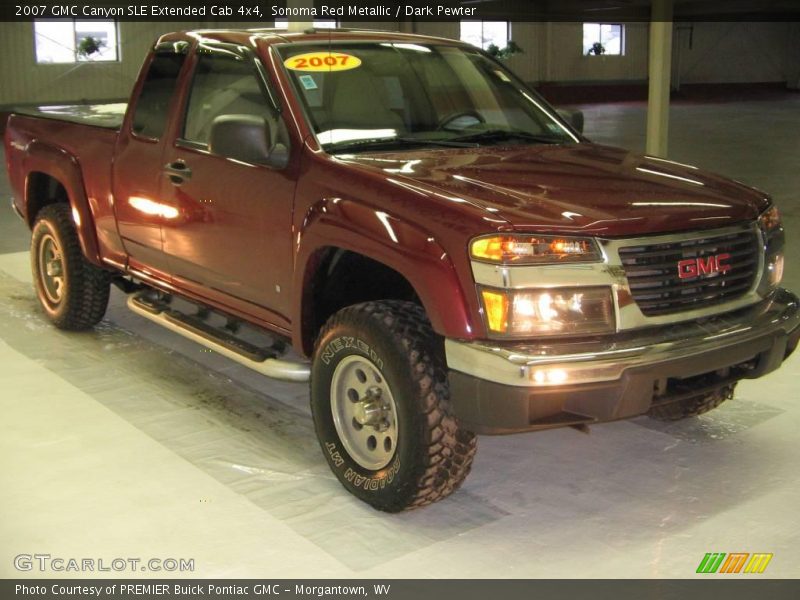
161 46 295 325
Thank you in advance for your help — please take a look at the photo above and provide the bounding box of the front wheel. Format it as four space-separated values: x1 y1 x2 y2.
310 301 476 512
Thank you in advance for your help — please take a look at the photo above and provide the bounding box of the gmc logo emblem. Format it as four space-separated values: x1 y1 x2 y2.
678 253 731 279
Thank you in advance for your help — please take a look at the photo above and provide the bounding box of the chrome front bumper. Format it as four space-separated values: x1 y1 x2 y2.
446 289 800 434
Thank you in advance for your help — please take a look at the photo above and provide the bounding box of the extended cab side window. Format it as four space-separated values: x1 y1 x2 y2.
182 51 285 156
131 51 186 139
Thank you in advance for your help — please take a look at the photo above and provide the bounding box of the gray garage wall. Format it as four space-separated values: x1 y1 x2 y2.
511 22 650 83
0 21 254 106
331 20 797 89
2 22 173 105
0 20 795 106
789 22 800 89
510 21 793 86
385 21 795 87
673 22 793 86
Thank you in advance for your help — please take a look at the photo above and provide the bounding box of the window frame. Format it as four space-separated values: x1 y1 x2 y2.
582 22 626 57
33 19 121 64
459 20 510 51
128 46 189 143
175 43 288 166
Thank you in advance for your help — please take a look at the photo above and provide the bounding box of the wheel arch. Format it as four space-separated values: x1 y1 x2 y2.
22 141 101 266
300 246 419 353
293 202 476 356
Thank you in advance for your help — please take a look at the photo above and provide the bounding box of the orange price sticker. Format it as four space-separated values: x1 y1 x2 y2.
284 52 362 72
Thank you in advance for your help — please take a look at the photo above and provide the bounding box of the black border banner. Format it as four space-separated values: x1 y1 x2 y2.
2 0 800 22
4 579 800 600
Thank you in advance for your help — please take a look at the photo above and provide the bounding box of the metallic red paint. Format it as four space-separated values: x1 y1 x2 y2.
2 28 774 355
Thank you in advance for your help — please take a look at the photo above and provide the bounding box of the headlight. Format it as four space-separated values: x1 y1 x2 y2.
479 286 615 337
470 234 602 264
757 204 785 294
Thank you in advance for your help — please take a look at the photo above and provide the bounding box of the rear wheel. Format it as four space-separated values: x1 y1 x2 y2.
31 203 111 330
311 300 476 512
647 383 736 421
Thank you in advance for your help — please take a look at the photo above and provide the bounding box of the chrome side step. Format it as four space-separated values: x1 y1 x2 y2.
126 293 310 383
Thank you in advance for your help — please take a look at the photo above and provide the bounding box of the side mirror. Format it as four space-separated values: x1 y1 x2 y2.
209 114 274 165
556 108 584 135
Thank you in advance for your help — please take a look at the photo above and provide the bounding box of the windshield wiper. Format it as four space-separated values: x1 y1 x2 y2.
327 137 476 153
449 129 565 145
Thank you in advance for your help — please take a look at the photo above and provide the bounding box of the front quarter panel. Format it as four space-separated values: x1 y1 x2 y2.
293 193 478 355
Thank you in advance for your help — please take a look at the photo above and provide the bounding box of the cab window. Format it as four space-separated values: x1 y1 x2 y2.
182 51 284 153
131 51 186 139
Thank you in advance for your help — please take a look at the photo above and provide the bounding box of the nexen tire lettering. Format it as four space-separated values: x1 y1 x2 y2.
319 336 384 369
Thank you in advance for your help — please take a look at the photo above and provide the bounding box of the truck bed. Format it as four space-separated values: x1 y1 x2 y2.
12 102 127 130
4 111 123 263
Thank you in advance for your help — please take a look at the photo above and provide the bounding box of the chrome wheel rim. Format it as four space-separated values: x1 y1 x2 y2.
330 355 398 470
38 233 65 305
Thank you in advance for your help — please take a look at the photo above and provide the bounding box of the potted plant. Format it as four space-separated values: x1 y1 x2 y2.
486 40 523 61
77 36 105 60
587 42 606 56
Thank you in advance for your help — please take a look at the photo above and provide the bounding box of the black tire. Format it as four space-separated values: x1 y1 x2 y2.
310 300 477 512
647 383 735 421
31 203 111 330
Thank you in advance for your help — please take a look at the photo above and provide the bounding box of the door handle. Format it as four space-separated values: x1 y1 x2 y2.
164 161 192 185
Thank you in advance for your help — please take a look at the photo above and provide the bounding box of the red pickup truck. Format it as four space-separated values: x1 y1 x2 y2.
5 28 798 512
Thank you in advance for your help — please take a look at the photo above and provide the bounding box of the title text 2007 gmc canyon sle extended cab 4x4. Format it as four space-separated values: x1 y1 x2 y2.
5 29 799 511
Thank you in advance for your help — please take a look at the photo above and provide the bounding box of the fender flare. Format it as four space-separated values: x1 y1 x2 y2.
22 140 102 266
292 198 477 355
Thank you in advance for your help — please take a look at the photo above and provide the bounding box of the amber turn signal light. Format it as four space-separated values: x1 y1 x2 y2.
480 289 509 333
470 234 601 264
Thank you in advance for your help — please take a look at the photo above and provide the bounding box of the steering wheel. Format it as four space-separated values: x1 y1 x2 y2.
436 110 485 131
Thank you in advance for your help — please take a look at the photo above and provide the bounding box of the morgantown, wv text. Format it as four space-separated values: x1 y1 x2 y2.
16 583 392 597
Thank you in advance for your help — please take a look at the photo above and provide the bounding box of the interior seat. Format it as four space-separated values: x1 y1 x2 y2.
327 68 404 132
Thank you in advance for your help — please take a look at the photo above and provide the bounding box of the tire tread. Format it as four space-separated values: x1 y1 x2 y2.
32 203 110 330
313 300 477 511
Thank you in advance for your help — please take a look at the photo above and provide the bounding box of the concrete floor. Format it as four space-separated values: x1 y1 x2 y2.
1 95 799 578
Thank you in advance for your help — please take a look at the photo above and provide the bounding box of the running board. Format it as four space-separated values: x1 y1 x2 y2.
126 293 310 383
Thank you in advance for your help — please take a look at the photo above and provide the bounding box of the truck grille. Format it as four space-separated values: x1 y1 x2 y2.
619 229 759 317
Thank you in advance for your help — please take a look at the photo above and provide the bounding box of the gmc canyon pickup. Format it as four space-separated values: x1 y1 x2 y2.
5 29 798 512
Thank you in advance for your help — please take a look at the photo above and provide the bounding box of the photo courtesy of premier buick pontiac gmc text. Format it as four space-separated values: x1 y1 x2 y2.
4 28 798 512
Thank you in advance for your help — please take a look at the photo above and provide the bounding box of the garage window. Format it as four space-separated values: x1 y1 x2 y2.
460 21 509 51
583 23 625 56
34 20 119 64
273 18 338 28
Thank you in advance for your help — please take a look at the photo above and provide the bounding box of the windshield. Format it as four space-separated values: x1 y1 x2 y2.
277 41 579 153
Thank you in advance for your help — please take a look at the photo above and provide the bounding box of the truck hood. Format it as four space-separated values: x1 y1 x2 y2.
339 143 769 236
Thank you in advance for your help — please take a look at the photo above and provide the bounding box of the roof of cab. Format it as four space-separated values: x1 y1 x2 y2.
155 28 467 50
